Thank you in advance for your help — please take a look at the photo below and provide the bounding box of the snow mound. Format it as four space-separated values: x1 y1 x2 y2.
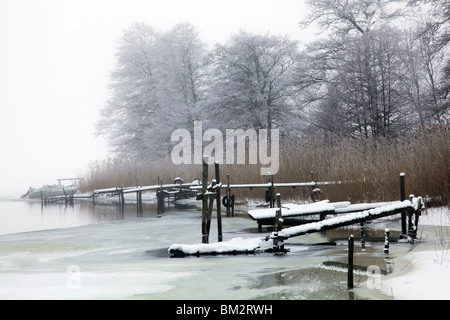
168 237 264 256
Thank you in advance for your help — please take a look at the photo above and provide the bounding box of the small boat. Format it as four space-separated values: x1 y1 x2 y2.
25 184 79 199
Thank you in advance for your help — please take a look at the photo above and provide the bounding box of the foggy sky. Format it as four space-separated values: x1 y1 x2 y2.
0 0 312 196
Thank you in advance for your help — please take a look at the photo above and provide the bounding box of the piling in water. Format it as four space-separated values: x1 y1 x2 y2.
360 221 365 250
384 229 390 254
400 173 407 237
348 234 354 289
215 162 223 242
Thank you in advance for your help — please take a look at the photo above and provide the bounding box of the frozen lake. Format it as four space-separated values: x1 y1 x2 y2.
0 197 442 299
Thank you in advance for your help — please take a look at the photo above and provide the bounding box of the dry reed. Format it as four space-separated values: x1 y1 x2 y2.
80 122 449 205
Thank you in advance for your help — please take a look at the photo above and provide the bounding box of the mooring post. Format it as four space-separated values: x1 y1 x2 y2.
136 188 143 215
62 187 68 204
275 193 283 232
270 174 275 208
407 194 415 236
136 189 140 214
231 194 235 217
226 174 231 217
139 189 143 214
400 173 407 237
384 228 390 254
201 156 209 244
157 182 164 214
272 193 285 254
360 221 366 250
205 179 216 241
215 162 223 242
120 186 125 207
157 191 161 214
348 235 354 289
414 197 422 239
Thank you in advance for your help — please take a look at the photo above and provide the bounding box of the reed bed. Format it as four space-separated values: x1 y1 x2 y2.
80 122 449 205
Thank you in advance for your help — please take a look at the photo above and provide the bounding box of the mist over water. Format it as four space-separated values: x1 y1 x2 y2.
0 199 145 235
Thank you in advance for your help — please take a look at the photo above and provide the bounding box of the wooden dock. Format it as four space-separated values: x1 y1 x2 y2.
276 200 415 239
248 200 401 232
92 181 199 213
168 199 421 257
169 167 423 257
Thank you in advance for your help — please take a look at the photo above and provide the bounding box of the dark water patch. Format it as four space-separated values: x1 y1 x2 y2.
249 267 366 300
144 247 171 258
324 225 401 241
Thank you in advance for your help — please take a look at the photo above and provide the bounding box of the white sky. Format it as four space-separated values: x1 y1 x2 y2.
0 0 314 196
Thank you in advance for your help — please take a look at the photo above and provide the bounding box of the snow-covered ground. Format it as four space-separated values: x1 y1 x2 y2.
379 207 449 300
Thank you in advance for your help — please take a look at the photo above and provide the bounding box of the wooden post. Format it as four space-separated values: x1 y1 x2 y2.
360 221 366 250
215 162 223 242
275 193 283 232
226 174 231 217
269 174 275 208
157 182 164 214
119 186 125 207
400 173 407 237
140 189 143 214
414 197 422 239
62 187 68 204
157 191 161 214
136 188 143 215
205 179 215 241
201 156 209 244
136 190 140 214
384 229 390 254
348 235 354 289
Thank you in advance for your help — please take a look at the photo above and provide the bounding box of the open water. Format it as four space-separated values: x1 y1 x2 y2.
0 196 404 299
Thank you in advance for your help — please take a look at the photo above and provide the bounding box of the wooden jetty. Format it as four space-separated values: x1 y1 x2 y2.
248 200 400 232
168 199 421 257
91 180 200 213
169 169 424 257
41 160 346 221
41 179 200 215
275 200 415 239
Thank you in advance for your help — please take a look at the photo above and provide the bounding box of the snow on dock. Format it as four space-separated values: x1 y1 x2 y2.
189 180 343 190
93 182 200 195
168 237 265 257
169 200 416 257
334 201 399 213
278 200 414 238
248 200 399 221
248 200 337 220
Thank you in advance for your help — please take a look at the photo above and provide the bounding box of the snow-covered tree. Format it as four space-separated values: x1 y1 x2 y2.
96 23 160 159
208 31 302 135
300 0 406 35
96 23 208 160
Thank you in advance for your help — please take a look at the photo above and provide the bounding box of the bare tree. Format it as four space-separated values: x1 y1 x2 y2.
208 31 302 134
300 0 406 35
96 23 208 160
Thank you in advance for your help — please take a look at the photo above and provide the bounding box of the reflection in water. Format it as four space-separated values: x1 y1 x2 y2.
0 198 176 235
251 267 363 300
